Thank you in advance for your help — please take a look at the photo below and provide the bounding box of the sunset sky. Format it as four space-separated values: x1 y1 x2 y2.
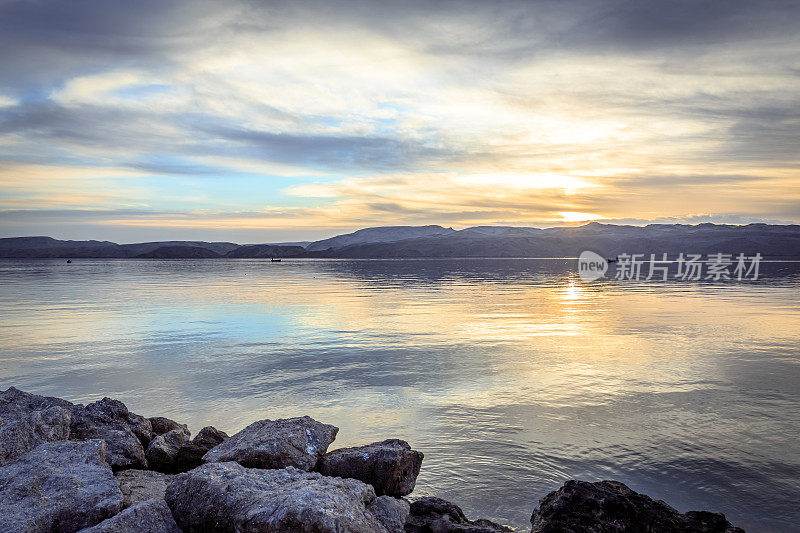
0 0 798 242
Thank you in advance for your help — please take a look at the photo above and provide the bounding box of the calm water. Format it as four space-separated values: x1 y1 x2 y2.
2 258 799 531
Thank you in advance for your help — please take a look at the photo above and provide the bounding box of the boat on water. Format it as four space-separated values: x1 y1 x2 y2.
270 257 281 262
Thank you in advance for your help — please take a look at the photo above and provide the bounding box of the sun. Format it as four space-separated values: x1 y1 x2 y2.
556 212 606 223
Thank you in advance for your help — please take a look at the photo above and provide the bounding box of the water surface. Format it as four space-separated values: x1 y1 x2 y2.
1 258 799 531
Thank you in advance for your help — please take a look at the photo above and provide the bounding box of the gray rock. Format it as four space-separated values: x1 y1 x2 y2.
0 388 158 471
69 397 153 470
0 440 123 533
149 416 189 437
116 469 174 508
530 480 745 533
202 416 338 471
191 425 228 449
317 438 423 496
78 498 181 533
406 497 512 533
0 387 73 465
146 428 191 473
90 397 154 446
174 426 228 472
368 495 410 533
0 386 74 412
165 462 399 532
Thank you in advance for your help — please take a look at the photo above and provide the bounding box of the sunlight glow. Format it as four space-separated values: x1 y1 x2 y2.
556 212 607 223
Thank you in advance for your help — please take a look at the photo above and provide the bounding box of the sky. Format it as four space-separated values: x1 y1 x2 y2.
0 0 799 243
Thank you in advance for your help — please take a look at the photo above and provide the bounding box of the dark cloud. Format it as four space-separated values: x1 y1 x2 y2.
0 101 457 172
199 123 465 171
609 174 769 187
0 0 231 89
654 97 800 163
3 0 799 90
0 101 152 145
276 0 800 58
0 209 168 221
725 113 800 162
562 0 800 51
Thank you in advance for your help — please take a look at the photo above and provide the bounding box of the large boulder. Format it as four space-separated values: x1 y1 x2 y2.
77 498 181 533
530 480 745 533
0 440 123 533
174 426 228 472
0 386 73 413
145 427 191 473
317 438 423 496
202 416 338 471
84 398 154 447
406 497 512 533
149 416 189 437
0 388 158 471
69 397 153 470
0 386 73 465
165 462 406 532
115 470 174 508
368 496 410 533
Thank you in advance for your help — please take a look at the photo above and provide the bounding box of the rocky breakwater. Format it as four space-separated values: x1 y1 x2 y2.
0 386 744 532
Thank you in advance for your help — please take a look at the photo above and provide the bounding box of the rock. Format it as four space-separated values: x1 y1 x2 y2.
368 495 410 533
0 386 73 465
0 440 123 533
149 416 189 437
86 397 154 447
406 497 513 533
69 397 153 470
0 388 157 471
530 480 745 533
116 470 174 508
202 416 338 471
0 386 74 412
317 438 423 496
192 425 229 448
0 405 71 464
165 462 401 532
174 426 228 472
146 428 191 473
78 498 181 533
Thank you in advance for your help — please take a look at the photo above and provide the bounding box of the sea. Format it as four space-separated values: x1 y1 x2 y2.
1 258 799 531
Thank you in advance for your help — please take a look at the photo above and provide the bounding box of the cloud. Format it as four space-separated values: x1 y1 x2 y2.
0 0 798 239
0 94 17 108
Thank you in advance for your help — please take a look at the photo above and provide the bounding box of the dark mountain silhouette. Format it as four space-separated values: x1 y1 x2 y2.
305 223 800 258
134 246 222 259
0 238 238 258
1 223 798 259
224 244 307 258
305 225 456 251
121 241 239 256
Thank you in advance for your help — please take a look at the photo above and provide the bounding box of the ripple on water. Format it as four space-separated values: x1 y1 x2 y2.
1 258 799 531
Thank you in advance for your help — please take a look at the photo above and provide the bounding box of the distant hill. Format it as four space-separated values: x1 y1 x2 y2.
121 241 239 256
225 244 308 258
304 225 456 251
134 246 222 259
305 222 800 259
0 237 239 258
253 241 311 248
0 236 124 258
1 223 798 259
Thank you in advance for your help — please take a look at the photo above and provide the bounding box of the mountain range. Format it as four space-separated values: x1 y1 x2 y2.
1 223 798 259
